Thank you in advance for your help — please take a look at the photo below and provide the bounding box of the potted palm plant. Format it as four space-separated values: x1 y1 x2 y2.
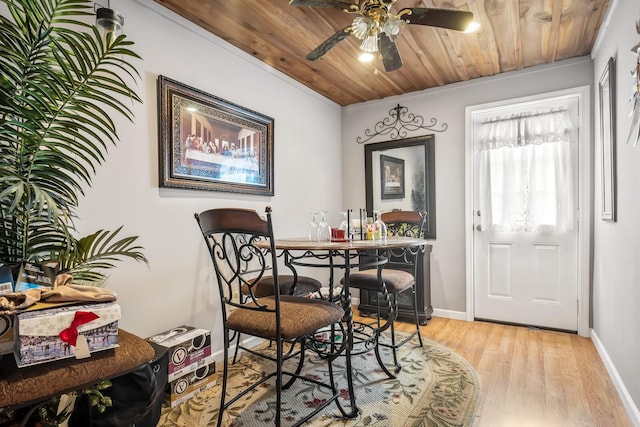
0 0 147 284
1 0 149 423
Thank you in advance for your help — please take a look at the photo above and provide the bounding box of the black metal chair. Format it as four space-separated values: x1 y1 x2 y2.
346 210 426 378
194 207 344 427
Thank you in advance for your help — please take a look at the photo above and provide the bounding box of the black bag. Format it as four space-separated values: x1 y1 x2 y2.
69 346 168 427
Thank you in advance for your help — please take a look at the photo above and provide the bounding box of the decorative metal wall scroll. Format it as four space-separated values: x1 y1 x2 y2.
356 104 447 144
627 19 640 147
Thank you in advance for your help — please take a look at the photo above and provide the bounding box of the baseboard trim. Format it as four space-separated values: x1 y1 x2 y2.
432 308 467 321
591 329 640 427
211 336 264 361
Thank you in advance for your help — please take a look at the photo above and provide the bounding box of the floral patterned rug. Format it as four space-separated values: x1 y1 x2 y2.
158 333 480 427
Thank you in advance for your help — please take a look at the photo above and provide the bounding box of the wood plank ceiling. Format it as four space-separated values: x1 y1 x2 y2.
153 0 610 106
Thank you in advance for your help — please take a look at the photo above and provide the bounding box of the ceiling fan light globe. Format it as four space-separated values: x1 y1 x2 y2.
352 16 373 40
381 18 401 36
464 21 481 33
360 35 379 53
358 52 375 63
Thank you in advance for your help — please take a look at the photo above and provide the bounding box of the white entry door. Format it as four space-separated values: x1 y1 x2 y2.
471 96 580 331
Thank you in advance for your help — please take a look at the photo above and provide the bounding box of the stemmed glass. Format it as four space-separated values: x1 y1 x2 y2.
373 210 387 241
318 211 331 241
308 212 319 241
338 212 349 240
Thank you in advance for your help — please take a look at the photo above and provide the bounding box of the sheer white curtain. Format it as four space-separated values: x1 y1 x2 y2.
477 109 575 232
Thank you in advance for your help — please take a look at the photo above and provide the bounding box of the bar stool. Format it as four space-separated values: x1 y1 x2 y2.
194 207 344 426
347 210 426 378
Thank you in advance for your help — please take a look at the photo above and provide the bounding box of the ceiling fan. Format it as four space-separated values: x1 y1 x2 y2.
289 0 474 72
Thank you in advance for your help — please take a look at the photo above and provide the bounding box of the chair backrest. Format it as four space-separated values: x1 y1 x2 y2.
380 210 426 272
194 207 280 315
381 210 426 239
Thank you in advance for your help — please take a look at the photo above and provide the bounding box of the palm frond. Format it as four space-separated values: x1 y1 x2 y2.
0 0 144 265
55 227 149 285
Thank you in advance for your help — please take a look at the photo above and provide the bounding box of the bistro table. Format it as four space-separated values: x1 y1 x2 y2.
256 236 428 418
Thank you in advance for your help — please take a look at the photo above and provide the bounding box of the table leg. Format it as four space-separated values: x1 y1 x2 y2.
338 249 359 418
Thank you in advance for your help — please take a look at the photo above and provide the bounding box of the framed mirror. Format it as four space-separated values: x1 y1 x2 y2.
365 135 436 239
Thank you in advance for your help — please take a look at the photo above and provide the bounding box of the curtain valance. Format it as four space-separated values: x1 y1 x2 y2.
478 109 574 150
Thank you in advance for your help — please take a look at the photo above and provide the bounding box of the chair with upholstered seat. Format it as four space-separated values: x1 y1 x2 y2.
235 273 322 365
194 207 344 427
236 256 322 364
347 210 426 378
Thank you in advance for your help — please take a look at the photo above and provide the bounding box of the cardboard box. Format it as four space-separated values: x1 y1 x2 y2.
15 261 59 292
0 264 14 295
14 302 120 367
147 326 212 379
164 361 217 408
147 339 215 382
166 360 216 394
167 353 215 383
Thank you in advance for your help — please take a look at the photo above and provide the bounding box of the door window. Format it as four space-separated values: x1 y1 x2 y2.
477 110 575 233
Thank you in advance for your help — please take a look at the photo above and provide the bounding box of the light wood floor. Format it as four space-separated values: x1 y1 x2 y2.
355 312 632 427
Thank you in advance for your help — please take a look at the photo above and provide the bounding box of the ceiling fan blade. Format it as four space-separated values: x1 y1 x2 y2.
289 0 355 10
401 7 474 32
378 33 403 72
306 27 352 61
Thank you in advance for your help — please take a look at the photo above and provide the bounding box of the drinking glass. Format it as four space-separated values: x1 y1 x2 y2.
318 211 331 241
338 212 349 240
308 212 319 241
373 210 387 241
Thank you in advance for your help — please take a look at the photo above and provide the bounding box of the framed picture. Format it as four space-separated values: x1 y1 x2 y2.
157 75 274 195
599 57 616 221
379 154 405 199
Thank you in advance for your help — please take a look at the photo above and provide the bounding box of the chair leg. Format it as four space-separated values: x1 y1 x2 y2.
217 331 230 427
283 338 306 390
375 293 382 330
389 294 400 369
372 286 400 379
372 286 426 379
411 284 424 347
232 330 241 363
324 323 353 420
275 339 283 427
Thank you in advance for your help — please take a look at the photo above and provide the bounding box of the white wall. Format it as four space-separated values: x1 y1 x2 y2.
591 0 640 420
74 0 343 342
342 57 593 313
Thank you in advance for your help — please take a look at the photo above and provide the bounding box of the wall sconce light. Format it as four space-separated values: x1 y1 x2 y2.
95 1 124 39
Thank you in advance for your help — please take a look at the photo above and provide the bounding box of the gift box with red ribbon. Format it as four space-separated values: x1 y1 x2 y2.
14 302 120 367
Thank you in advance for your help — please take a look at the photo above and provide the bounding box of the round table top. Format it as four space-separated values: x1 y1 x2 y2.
257 236 427 251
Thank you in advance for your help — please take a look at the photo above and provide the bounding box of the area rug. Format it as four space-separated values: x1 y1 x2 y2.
158 333 480 427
